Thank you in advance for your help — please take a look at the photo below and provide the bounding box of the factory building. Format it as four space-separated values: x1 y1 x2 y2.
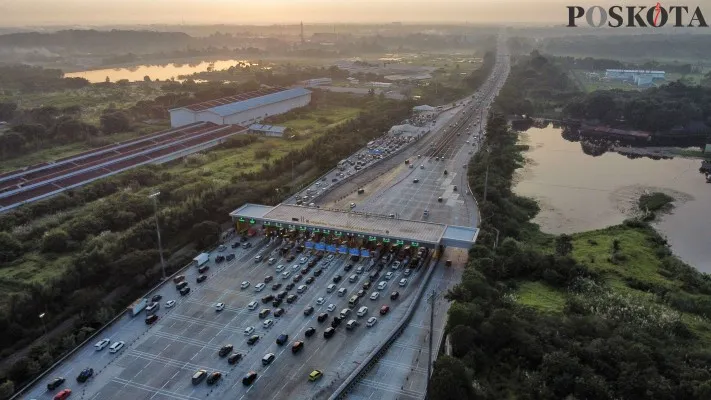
303 77 332 87
169 87 312 128
605 69 665 87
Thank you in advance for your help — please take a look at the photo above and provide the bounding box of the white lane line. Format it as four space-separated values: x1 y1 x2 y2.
112 376 200 400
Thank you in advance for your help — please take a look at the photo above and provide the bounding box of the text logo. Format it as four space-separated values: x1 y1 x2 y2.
567 3 708 27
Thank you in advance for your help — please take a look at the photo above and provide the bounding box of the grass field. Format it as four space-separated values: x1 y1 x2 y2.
515 281 566 313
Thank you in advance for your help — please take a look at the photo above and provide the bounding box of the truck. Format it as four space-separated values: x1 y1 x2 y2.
193 253 209 268
128 298 148 317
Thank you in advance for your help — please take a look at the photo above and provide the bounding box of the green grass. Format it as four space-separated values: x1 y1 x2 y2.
671 148 711 160
516 281 567 313
281 106 360 135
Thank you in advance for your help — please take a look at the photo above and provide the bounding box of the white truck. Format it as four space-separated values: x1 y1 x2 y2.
128 298 148 317
193 253 209 267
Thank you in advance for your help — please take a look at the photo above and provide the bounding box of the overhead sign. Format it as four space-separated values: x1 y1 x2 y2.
383 238 390 243
338 245 348 254
315 242 326 251
360 249 370 257
368 236 377 242
395 240 404 245
305 241 314 249
249 218 256 224
349 248 360 256
326 244 337 253
323 229 330 234
238 217 245 222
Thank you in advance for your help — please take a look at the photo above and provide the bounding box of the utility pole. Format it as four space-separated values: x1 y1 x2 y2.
426 290 439 397
149 191 167 280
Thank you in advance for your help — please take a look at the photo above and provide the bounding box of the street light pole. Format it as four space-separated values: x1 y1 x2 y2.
39 313 47 335
149 191 167 280
426 290 439 397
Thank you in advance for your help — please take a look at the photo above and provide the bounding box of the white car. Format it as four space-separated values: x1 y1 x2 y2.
385 272 394 280
94 338 111 351
276 264 285 272
370 292 380 301
316 297 325 305
241 281 250 289
247 301 259 310
366 317 378 327
217 245 226 252
215 302 225 312
327 254 334 260
297 285 308 294
244 326 255 336
263 319 274 329
255 283 266 292
299 257 308 264
404 269 412 276
391 261 401 270
377 281 387 290
165 300 176 308
109 341 125 354
399 278 408 287
281 270 292 279
327 303 336 312
292 264 301 271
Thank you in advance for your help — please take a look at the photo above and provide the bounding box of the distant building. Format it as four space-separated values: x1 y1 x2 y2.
302 78 332 87
369 82 393 88
169 87 311 128
413 105 436 113
605 69 665 87
249 124 287 137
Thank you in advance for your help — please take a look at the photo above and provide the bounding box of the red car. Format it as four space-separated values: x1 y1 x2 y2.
380 305 390 315
54 389 72 400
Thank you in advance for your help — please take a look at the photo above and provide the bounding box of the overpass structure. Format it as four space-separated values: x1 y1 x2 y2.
230 203 479 254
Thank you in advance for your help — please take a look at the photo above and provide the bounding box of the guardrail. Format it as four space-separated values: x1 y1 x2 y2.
328 254 440 400
8 236 271 400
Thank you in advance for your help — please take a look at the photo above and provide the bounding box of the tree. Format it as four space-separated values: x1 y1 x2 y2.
0 232 23 262
100 110 131 134
0 380 14 398
555 234 573 256
0 131 25 157
428 355 476 400
0 102 17 121
144 75 151 82
41 228 70 253
190 221 221 248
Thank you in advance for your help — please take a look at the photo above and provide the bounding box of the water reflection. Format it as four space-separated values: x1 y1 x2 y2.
65 59 256 83
513 125 711 272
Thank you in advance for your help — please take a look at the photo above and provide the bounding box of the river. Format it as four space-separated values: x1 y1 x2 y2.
514 125 711 273
65 59 256 83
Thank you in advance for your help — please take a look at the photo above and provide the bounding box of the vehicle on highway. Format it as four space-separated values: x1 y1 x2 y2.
173 275 186 284
286 254 295 262
291 264 300 271
262 294 275 303
218 344 233 357
215 255 225 263
281 270 292 279
244 326 255 336
292 341 304 353
293 274 303 283
180 287 191 296
317 313 328 323
327 284 336 293
316 297 325 305
53 388 72 400
76 368 93 383
151 294 162 302
453 185 458 191
274 308 285 317
287 294 298 303
286 283 295 291
255 283 266 292
399 278 408 287
268 257 277 265
198 265 209 274
228 353 243 364
299 257 308 264
276 264 285 272
297 284 308 293
309 370 324 382
391 291 400 300
363 281 371 290
259 309 271 318
423 209 429 217
262 353 276 366
367 317 378 327
377 281 387 290
305 327 316 337
305 276 315 284
357 306 368 317
391 261 401 270
346 319 359 330
344 264 353 272
247 335 260 345
356 266 364 274
420 165 425 169
254 254 264 263
192 370 207 385
413 178 419 183
357 289 366 298
243 242 253 249
242 371 258 386
272 283 282 291
94 338 110 351
323 327 336 339
340 308 352 319
207 371 222 385
350 202 356 209
165 300 176 308
276 334 289 346
109 341 125 353
217 245 227 252
196 275 207 283
47 377 66 391
327 303 336 312
215 302 225 312
349 274 358 283
438 196 443 202
304 306 315 316
404 268 412 276
380 305 390 315
232 242 240 249
145 314 159 325
264 275 274 283
176 282 189 291
277 290 289 299
247 301 259 310
332 274 343 283
337 287 347 297
314 268 323 276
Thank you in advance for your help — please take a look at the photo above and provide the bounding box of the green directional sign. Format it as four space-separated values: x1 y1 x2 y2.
411 242 420 247
383 238 390 243
299 226 307 231
314 228 320 233
264 221 270 226
249 218 256 224
288 225 295 229
238 217 245 222
323 229 330 234
368 236 377 242
275 223 283 227
396 240 404 245
335 231 342 236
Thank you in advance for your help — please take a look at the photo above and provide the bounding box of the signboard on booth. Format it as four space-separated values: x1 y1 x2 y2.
305 241 314 249
360 249 370 258
315 242 326 251
327 244 337 253
338 245 348 254
349 248 360 256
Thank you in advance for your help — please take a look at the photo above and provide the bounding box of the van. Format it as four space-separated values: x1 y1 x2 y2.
337 288 347 297
94 338 110 351
340 308 351 319
348 295 359 307
109 341 125 353
327 284 336 293
357 306 368 317
176 281 188 291
349 274 358 283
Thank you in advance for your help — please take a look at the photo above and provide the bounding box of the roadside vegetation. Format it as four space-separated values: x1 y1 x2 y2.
429 62 711 400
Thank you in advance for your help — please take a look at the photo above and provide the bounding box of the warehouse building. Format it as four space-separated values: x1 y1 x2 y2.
605 69 665 87
169 87 312 128
249 124 288 137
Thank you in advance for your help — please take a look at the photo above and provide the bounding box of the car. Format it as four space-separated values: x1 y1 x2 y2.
276 334 289 346
274 308 285 317
197 275 207 283
380 305 390 315
420 165 425 169
215 302 225 312
47 377 66 390
333 275 342 283
297 284 308 293
385 272 394 280
241 281 250 289
399 278 408 287
243 326 256 337
255 283 266 292
356 266 364 274
316 297 325 305
263 319 274 329
192 369 208 385
151 294 162 302
350 202 356 209
145 314 159 325
165 300 176 308
331 316 343 327
391 291 400 300
218 344 233 357
264 275 274 283
309 370 323 381
304 306 315 316
300 267 309 275
287 294 298 303
272 283 282 291
247 335 260 345
346 319 359 330
299 257 308 264
292 264 300 271
357 289 366 298
391 261 401 270
362 281 371 290
277 290 289 299
314 268 323 277
326 284 336 293
53 389 72 400
262 353 276 366
323 327 336 338
243 242 253 249
254 254 264 263
304 327 316 337
218 245 227 252
377 281 387 290
404 268 412 276
94 338 111 351
327 303 336 312
76 368 93 383
215 255 225 263
286 283 295 291
276 264 285 272
207 371 222 385
106 342 124 355
262 294 275 303
286 255 296 262
247 300 259 310
228 353 243 365
413 178 420 183
292 340 304 353
344 264 353 272
367 317 378 327
242 371 258 386
317 313 328 322
305 276 315 285
231 242 240 249
293 274 303 283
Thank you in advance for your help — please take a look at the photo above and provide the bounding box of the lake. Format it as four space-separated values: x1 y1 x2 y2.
65 59 256 83
514 125 711 273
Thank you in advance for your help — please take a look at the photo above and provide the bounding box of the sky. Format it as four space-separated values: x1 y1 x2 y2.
0 0 605 26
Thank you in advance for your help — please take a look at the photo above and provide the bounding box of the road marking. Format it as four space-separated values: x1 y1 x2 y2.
112 376 200 400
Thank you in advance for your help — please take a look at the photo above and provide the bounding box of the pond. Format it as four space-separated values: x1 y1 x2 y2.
65 59 256 83
514 125 711 273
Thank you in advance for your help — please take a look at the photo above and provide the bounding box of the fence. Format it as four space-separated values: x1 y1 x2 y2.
328 254 441 400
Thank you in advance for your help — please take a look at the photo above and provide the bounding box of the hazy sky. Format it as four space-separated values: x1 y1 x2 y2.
0 0 605 26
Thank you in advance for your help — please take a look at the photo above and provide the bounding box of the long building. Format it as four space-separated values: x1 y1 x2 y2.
168 87 311 128
605 69 665 87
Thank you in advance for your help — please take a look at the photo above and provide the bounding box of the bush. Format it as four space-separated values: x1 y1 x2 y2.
41 228 69 253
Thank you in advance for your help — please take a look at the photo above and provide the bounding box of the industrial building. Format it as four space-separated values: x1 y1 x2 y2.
302 77 332 87
248 124 288 137
605 69 665 87
169 87 311 128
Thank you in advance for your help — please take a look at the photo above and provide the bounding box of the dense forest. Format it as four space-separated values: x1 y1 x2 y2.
428 57 711 400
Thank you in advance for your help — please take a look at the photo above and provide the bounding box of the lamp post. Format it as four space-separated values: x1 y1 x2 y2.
39 313 47 335
425 290 439 397
148 191 167 280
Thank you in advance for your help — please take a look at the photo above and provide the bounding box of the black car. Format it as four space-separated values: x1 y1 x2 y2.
264 275 274 283
197 275 207 283
272 283 282 291
145 314 159 325
362 281 371 290
180 287 191 296
286 294 298 304
228 353 243 364
292 275 303 283
215 255 225 263
304 327 316 337
292 341 304 353
331 316 342 328
76 368 93 383
218 344 233 357
243 371 258 386
277 290 288 299
231 242 240 248
304 306 314 316
47 377 65 390
276 334 289 346
314 268 323 277
226 253 236 261
247 335 260 345
240 236 248 242
286 255 296 262
176 281 189 290
274 308 285 317
207 372 222 385
151 294 162 302
285 283 295 291
305 277 315 285
262 295 275 303
344 264 353 271
333 275 342 283
300 268 309 275
272 298 283 307
198 265 209 274
317 313 328 323
391 291 400 300
324 327 336 339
